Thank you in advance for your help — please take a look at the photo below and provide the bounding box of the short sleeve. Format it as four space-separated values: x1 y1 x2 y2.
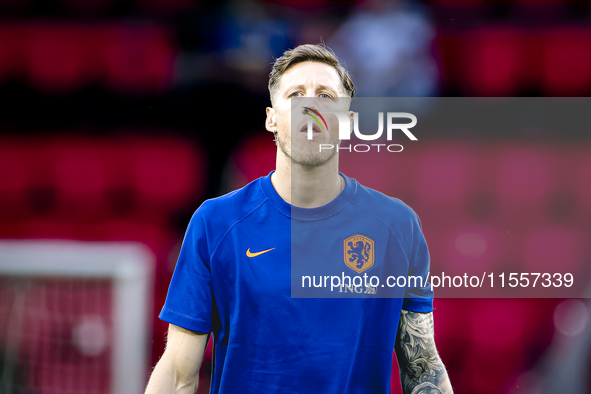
159 205 213 333
402 212 434 313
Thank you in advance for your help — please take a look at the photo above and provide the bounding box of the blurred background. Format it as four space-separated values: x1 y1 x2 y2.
0 0 590 392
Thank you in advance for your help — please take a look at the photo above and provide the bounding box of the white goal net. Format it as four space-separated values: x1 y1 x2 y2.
0 240 154 394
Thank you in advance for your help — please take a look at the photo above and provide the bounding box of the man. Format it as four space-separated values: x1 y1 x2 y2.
145 44 453 394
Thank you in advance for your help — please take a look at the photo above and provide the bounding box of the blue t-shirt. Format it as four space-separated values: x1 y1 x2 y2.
160 171 433 394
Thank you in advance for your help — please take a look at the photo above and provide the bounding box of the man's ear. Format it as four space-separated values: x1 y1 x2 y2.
265 107 276 132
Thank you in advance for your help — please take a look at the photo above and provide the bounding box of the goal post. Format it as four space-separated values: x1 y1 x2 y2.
0 240 155 394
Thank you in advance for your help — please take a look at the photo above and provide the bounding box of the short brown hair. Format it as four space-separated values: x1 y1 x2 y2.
268 44 356 105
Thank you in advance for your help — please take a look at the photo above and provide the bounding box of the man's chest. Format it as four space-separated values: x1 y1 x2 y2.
210 219 408 299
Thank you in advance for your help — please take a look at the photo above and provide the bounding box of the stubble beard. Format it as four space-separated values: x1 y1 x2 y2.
277 132 340 168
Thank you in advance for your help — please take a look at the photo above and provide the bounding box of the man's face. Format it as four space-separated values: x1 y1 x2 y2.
266 61 351 168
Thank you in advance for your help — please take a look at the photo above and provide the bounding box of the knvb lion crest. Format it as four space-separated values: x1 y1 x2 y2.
344 235 375 274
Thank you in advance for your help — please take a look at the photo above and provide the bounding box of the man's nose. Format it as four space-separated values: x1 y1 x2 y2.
303 96 321 108
292 95 321 112
301 103 321 116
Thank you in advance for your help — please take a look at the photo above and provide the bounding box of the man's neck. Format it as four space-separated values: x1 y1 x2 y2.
271 155 343 208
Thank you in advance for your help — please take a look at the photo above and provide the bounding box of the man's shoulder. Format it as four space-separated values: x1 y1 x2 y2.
192 177 268 226
351 178 419 224
349 178 424 254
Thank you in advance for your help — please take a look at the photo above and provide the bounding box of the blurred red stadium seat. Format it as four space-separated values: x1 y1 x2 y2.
574 150 591 223
227 133 276 189
0 23 177 92
0 138 31 220
19 23 177 93
339 148 410 198
435 31 462 91
18 219 79 239
0 135 206 228
0 25 23 82
343 142 492 224
462 299 533 393
46 137 111 221
0 23 176 92
462 27 529 96
440 223 506 274
494 145 556 227
104 26 175 94
523 225 586 274
414 143 475 212
90 218 171 254
23 25 92 92
119 136 205 221
343 146 420 208
470 300 529 352
541 29 591 96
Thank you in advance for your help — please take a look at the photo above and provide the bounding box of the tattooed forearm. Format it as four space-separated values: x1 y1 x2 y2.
394 310 453 394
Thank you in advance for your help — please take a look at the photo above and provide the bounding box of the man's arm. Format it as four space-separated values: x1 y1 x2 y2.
394 310 453 394
145 324 209 394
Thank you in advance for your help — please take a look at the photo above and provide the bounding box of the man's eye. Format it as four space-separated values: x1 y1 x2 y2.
290 92 303 97
319 93 333 99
